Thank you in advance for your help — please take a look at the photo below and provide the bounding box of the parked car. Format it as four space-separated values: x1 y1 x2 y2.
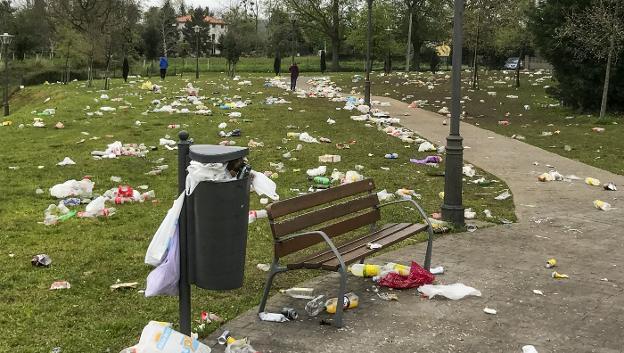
503 57 523 70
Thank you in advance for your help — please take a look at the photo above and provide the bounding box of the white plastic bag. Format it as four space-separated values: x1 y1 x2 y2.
85 196 107 216
258 312 289 322
251 171 279 200
122 321 211 353
418 141 436 152
145 227 179 296
49 178 94 198
522 345 538 353
185 161 234 195
418 283 482 300
145 193 185 266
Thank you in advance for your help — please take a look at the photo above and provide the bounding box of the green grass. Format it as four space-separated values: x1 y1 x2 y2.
328 70 624 175
0 73 515 353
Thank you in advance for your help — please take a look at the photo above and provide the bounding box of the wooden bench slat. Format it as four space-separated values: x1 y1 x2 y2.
275 209 381 257
319 223 429 270
293 223 411 266
267 179 376 219
271 193 379 237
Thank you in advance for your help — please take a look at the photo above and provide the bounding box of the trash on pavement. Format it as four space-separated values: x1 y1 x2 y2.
110 282 139 291
483 307 497 315
121 321 211 353
378 261 435 289
604 182 617 191
545 258 557 268
258 312 289 323
31 254 52 267
466 224 478 232
522 345 539 353
225 337 259 353
533 289 544 296
281 307 299 320
593 200 612 211
430 266 444 275
585 177 600 186
305 295 326 316
551 271 569 279
50 281 71 290
377 292 399 301
418 283 482 300
538 170 563 182
280 287 315 300
325 292 359 314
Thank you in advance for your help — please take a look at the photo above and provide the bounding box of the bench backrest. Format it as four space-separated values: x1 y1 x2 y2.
266 179 380 257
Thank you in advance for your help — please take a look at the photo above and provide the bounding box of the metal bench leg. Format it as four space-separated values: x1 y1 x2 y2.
423 226 434 271
334 266 347 328
258 262 283 313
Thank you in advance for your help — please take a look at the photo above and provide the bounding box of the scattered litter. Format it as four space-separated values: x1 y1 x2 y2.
462 165 476 178
410 155 442 165
50 281 71 290
299 132 319 143
318 154 341 163
551 271 569 279
604 182 617 191
280 287 315 300
546 258 557 268
367 242 383 250
325 292 359 314
533 289 544 296
522 345 539 353
418 141 436 152
377 292 399 301
483 307 497 315
418 283 482 300
258 312 289 323
256 263 270 272
56 157 76 166
495 190 512 200
50 178 94 198
31 254 52 267
464 208 476 219
466 224 478 232
121 321 210 353
110 282 139 291
378 261 435 289
585 177 601 186
593 200 612 211
430 266 444 275
592 127 605 133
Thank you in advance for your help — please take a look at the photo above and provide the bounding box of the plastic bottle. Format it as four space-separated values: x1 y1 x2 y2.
349 263 381 277
225 337 260 353
325 292 359 314
279 287 315 299
313 176 331 185
304 295 326 316
382 262 410 276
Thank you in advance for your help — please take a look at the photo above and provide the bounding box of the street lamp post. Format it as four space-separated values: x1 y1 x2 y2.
441 0 465 227
289 12 296 65
194 25 200 79
1 33 13 117
364 0 373 107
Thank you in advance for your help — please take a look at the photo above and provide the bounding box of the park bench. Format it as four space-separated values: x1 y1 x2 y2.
258 178 434 327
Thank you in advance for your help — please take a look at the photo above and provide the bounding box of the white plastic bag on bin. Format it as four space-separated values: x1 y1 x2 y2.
145 193 185 266
185 161 235 195
145 227 179 296
121 321 211 353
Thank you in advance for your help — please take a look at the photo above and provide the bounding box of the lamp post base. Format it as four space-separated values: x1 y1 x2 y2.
442 134 464 227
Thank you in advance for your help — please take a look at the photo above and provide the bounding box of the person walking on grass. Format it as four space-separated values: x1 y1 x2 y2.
159 56 168 80
289 62 299 91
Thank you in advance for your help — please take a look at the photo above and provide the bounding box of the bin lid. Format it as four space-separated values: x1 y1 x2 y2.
189 144 248 163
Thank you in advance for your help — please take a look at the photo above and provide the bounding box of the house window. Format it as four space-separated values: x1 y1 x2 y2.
220 25 224 29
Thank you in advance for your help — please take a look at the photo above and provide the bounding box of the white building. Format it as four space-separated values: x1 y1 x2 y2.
176 15 227 55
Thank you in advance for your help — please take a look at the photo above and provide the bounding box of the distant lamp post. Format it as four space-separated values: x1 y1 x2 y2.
194 25 200 79
1 33 13 117
441 0 465 227
364 0 373 106
289 11 296 64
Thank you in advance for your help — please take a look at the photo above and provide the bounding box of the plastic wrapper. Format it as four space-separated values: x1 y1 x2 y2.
418 283 482 300
378 261 435 289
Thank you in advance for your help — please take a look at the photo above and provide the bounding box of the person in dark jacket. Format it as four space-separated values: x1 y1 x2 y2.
122 57 130 82
159 56 168 80
288 62 299 91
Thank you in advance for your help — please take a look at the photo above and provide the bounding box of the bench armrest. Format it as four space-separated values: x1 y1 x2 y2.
277 230 347 273
377 198 434 270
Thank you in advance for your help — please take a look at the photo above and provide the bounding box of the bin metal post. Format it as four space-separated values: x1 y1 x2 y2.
177 131 192 335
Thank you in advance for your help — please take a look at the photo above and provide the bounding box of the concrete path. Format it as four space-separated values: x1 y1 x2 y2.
205 78 624 353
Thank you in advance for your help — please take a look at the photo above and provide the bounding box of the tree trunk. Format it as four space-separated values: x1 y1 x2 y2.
330 38 340 71
405 10 413 72
600 39 614 119
330 0 340 71
515 48 523 88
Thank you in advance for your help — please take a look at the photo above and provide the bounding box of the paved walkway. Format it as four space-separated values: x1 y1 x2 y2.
205 78 624 352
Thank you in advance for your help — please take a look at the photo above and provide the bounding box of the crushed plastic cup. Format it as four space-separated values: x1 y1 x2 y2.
593 200 611 211
585 177 601 186
31 254 52 267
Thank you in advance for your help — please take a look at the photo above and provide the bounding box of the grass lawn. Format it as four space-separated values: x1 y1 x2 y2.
0 73 515 353
329 70 624 175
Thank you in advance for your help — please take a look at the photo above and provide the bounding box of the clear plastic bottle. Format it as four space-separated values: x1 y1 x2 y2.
349 263 381 277
304 295 326 316
279 287 315 299
325 292 359 314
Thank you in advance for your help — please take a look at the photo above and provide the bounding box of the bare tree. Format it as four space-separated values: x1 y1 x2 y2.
557 0 624 118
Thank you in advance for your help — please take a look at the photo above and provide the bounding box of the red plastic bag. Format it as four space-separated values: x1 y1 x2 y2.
378 261 435 289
